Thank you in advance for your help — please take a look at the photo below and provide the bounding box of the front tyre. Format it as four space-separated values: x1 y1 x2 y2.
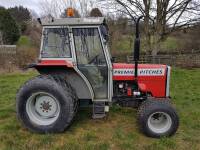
138 99 179 138
16 75 78 133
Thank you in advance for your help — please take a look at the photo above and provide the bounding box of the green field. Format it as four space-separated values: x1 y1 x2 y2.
0 68 200 150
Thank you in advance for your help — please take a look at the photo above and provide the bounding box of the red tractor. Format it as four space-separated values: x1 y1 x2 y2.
16 16 179 138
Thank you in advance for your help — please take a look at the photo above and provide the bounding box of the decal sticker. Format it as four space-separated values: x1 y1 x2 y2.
113 68 165 76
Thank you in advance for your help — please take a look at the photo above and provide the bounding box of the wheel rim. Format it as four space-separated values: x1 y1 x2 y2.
147 112 172 134
26 92 60 126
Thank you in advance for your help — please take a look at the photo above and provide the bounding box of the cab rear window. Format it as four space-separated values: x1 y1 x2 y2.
41 28 71 58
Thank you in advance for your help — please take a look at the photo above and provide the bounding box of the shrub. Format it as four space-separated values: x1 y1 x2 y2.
16 46 39 68
17 36 32 47
0 7 20 44
8 6 31 34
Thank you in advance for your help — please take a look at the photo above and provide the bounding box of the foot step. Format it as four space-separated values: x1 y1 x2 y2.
92 101 106 119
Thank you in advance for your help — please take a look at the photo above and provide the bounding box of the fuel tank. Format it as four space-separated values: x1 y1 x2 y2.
112 63 170 98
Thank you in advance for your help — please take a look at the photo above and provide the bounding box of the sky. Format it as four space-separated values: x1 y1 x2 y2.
0 0 198 23
0 0 41 16
0 0 97 18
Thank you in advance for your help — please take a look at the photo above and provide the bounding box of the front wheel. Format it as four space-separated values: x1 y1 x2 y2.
138 99 179 138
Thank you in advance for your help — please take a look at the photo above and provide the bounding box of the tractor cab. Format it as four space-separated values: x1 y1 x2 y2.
37 17 113 102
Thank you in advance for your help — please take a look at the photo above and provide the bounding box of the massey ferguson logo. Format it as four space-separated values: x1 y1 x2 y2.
113 68 165 76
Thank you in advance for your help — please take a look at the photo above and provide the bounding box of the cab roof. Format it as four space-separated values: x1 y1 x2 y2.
42 17 105 26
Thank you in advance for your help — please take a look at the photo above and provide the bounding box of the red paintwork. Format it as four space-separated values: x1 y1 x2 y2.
37 60 73 68
113 63 168 98
35 60 168 98
127 87 132 96
138 83 147 92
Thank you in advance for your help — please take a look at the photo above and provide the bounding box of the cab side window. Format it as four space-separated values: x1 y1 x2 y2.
73 28 106 65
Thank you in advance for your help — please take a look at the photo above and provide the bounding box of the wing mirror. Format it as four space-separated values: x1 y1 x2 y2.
100 25 109 43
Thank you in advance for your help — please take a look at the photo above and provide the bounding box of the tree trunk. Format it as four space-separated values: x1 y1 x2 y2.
0 31 3 45
151 34 161 63
143 0 151 55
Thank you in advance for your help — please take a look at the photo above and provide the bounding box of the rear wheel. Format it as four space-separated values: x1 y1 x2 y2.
16 75 78 133
138 99 179 138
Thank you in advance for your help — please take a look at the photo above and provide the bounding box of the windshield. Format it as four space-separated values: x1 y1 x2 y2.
41 28 71 58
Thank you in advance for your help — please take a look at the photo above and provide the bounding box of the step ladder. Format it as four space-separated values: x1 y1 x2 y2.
92 101 106 119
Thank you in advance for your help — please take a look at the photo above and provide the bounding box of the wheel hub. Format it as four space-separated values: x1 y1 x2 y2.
26 92 60 125
148 112 172 134
35 95 58 118
40 101 52 111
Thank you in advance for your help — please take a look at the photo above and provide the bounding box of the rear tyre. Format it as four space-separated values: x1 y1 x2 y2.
138 99 179 138
16 75 78 133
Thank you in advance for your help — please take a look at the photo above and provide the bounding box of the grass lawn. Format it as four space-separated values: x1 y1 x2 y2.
0 68 200 150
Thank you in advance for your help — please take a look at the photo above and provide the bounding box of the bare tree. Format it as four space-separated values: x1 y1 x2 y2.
90 8 103 17
99 0 200 55
40 0 96 18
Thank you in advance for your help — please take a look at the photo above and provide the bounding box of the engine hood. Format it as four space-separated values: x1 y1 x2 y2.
112 63 170 98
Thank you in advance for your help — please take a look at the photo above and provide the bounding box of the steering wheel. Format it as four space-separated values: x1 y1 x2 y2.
88 54 100 64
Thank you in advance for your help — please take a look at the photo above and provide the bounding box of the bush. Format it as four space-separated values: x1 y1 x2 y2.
23 24 42 48
160 37 179 53
8 6 31 34
0 7 20 44
17 36 32 47
16 46 39 68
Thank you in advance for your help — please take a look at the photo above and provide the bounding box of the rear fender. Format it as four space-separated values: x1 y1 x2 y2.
27 62 93 100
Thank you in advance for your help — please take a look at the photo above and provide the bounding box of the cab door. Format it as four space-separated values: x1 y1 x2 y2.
72 27 109 100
